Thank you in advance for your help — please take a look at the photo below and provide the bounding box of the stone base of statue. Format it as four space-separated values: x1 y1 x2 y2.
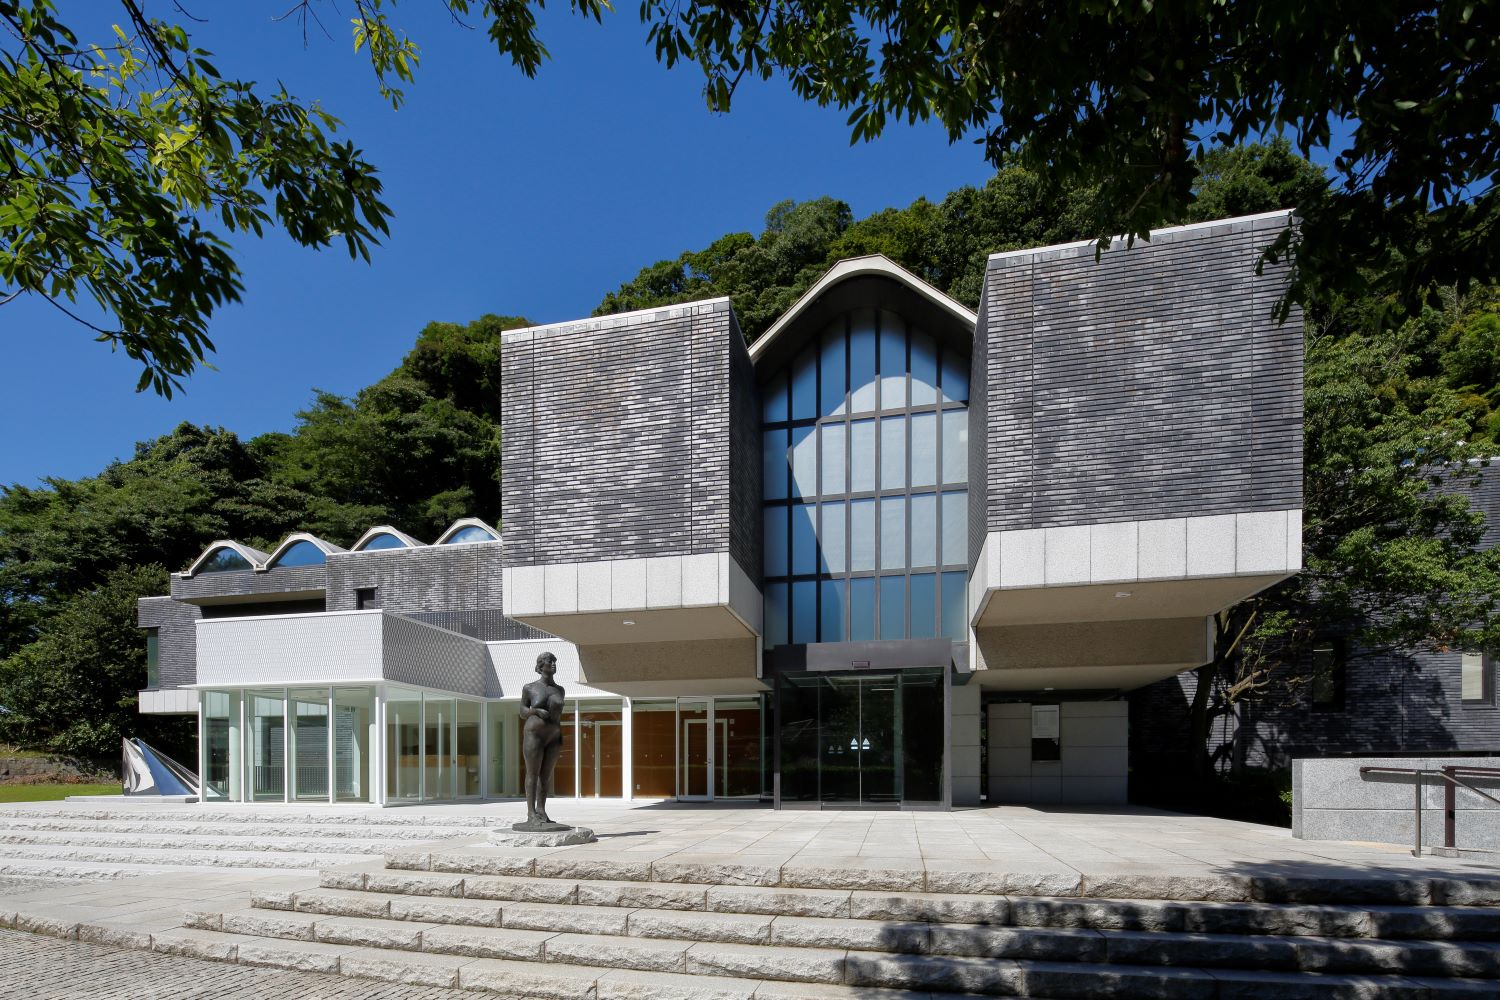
488 821 596 847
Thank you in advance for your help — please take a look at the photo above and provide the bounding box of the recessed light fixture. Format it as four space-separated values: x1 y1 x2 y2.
1043 687 1055 692
1114 591 1133 598
622 619 636 626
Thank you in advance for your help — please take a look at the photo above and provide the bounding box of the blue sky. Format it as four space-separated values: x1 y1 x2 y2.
0 6 997 488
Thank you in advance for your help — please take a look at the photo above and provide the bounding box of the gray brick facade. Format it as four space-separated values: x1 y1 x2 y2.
973 214 1303 540
136 596 200 691
170 564 327 603
501 299 758 571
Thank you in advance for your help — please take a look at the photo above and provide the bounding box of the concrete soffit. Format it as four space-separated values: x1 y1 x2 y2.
969 509 1304 629
747 255 978 365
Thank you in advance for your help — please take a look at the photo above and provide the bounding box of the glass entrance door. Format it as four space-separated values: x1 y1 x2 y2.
777 669 943 808
678 700 711 799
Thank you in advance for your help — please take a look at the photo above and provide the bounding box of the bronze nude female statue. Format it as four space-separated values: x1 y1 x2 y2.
518 651 567 829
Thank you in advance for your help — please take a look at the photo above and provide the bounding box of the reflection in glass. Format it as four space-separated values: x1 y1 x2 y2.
910 494 937 568
273 540 326 568
791 580 817 644
942 491 967 566
764 507 788 576
333 690 372 802
880 418 906 490
764 582 789 647
360 532 407 551
791 504 817 575
679 701 709 797
880 497 905 571
555 700 577 797
819 424 845 495
717 697 765 798
487 701 522 798
763 429 787 500
791 425 817 498
249 692 285 802
200 547 252 573
290 688 329 801
941 571 967 641
763 371 789 422
819 501 846 574
424 697 455 801
849 310 877 411
879 576 905 640
910 331 938 405
942 410 968 484
910 573 937 638
850 499 876 572
910 412 937 488
385 687 421 802
456 699 481 797
791 346 817 420
631 701 676 797
879 313 906 409
203 690 241 801
850 420 876 492
578 700 623 797
820 323 846 416
850 578 876 641
941 351 969 403
820 579 846 642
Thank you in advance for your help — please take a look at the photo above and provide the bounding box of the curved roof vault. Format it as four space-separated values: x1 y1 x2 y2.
182 540 272 577
350 525 427 551
264 532 346 568
434 516 501 545
748 255 977 373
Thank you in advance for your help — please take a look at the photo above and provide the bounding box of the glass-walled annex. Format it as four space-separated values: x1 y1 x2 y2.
199 687 770 805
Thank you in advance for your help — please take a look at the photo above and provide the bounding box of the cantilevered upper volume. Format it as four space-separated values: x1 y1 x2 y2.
965 209 1303 690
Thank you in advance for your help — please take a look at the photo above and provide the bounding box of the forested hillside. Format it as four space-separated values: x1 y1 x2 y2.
3 141 1499 770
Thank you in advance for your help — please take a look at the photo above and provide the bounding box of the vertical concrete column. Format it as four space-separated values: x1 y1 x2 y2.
950 683 982 806
621 697 634 801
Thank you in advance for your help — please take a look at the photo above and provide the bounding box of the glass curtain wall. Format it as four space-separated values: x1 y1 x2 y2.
631 701 676 797
201 690 241 801
762 308 969 646
334 688 373 802
385 687 422 803
487 702 523 797
424 697 456 801
457 700 482 797
777 668 945 807
289 689 330 801
248 693 286 802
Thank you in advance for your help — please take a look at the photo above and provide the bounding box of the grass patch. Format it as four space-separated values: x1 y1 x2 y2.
0 783 119 802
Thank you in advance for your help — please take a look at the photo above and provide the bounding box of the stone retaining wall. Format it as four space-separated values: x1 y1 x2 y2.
1293 755 1500 850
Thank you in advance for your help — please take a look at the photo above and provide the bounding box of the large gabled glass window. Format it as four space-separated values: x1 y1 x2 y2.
443 525 497 544
762 307 969 647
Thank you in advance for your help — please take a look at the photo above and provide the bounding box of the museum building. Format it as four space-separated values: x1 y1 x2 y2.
136 210 1304 809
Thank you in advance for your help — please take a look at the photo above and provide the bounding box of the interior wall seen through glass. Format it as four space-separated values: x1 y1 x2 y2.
762 308 969 647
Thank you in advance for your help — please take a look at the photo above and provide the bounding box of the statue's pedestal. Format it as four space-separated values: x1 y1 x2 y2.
488 823 596 847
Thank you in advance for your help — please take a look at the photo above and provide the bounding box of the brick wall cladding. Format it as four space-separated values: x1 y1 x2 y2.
170 564 327 602
137 596 200 690
977 215 1303 533
501 299 755 569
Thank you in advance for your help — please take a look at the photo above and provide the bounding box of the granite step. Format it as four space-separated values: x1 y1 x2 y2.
313 865 1500 942
133 922 1500 999
0 829 460 855
255 887 1500 979
0 843 364 871
0 817 483 840
390 846 1500 907
0 807 491 827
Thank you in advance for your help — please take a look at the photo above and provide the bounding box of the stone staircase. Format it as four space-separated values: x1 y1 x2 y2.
0 806 485 877
148 845 1500 999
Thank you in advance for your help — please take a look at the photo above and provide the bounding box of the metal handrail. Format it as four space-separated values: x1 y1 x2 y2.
1358 765 1500 857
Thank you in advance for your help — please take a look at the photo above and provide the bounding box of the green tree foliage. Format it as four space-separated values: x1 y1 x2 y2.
0 564 192 758
0 1 392 395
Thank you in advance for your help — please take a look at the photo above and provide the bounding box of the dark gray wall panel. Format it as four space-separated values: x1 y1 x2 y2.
326 544 506 623
502 300 758 571
170 564 326 602
727 311 763 581
979 215 1303 534
137 596 200 690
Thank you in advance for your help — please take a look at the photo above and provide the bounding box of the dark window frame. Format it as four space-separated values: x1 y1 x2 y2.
1461 650 1497 709
356 587 380 610
1309 637 1347 712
